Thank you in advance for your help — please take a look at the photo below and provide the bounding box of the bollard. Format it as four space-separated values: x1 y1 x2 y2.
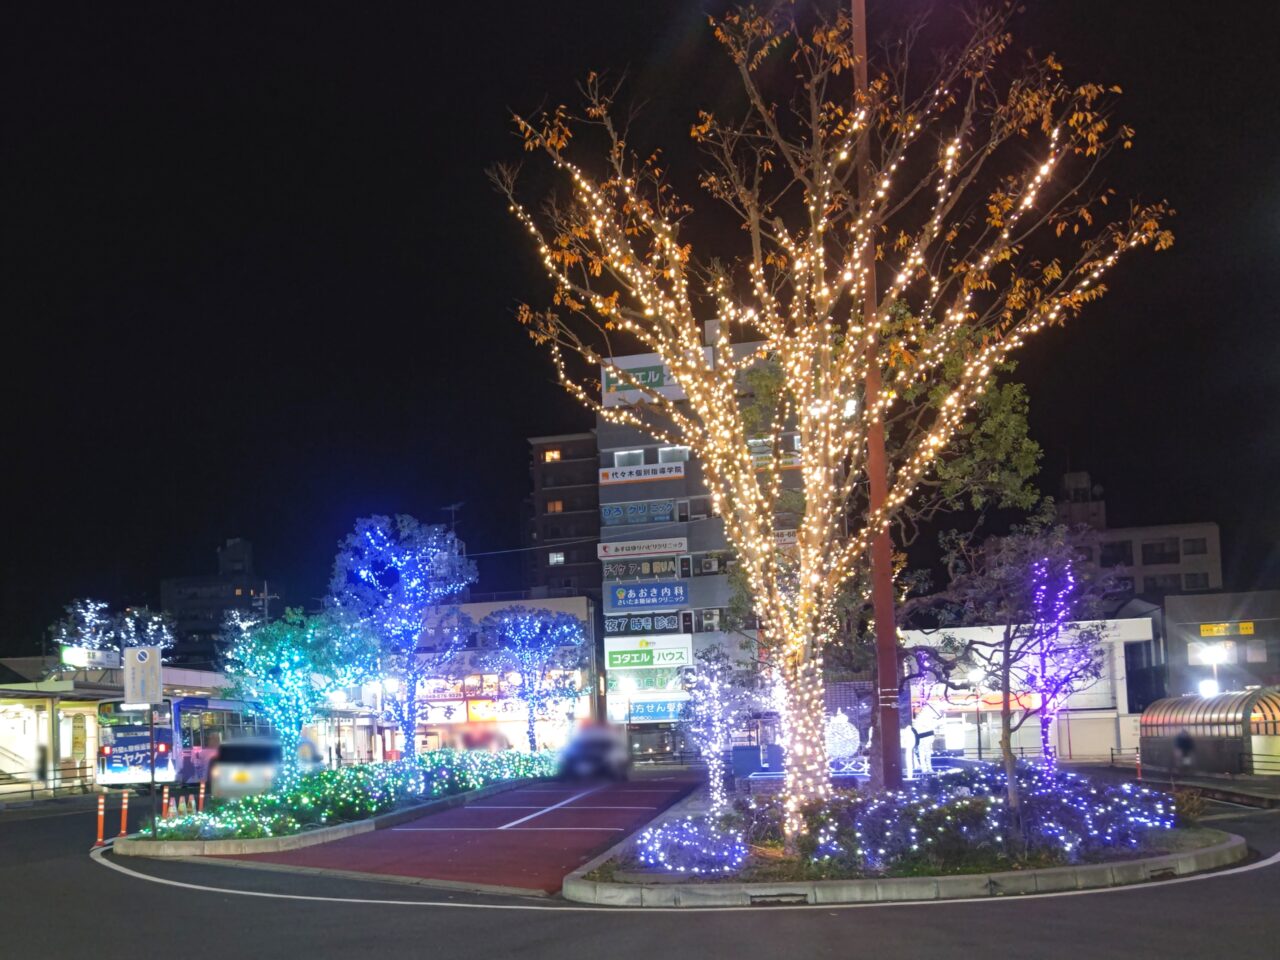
1135 748 1142 782
198 781 206 813
161 784 170 819
94 792 106 847
119 790 130 837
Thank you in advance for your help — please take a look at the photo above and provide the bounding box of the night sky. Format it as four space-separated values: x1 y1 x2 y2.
5 1 1277 655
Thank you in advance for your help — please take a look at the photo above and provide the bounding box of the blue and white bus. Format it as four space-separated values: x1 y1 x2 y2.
96 697 273 788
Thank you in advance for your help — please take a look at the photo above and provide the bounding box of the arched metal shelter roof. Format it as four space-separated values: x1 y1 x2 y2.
1141 688 1280 738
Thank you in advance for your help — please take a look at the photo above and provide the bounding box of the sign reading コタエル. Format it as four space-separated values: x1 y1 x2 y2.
605 580 688 611
604 634 693 669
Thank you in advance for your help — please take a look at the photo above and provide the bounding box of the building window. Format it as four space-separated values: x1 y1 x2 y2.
234 588 243 596
548 551 566 566
1099 540 1134 568
1141 537 1180 566
1184 572 1210 590
1183 537 1208 556
614 449 644 467
658 446 690 463
543 449 561 463
546 500 564 514
1143 573 1182 594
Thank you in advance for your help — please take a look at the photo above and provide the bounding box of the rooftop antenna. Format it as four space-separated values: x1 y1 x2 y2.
443 502 465 537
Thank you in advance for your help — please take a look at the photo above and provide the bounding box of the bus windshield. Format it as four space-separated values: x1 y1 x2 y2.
98 702 171 727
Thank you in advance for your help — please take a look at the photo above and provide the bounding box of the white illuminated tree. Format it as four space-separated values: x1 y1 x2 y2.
682 648 760 814
52 599 175 656
495 4 1170 836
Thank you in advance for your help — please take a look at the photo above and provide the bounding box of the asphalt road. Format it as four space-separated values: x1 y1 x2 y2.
3 789 1279 960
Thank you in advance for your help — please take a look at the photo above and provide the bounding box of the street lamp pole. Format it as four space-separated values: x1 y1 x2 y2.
852 0 903 790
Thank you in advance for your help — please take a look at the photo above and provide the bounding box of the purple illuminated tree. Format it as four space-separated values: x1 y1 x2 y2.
932 513 1111 825
479 608 587 752
327 515 477 758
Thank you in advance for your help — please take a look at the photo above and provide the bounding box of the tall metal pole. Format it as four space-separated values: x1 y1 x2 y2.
148 705 158 836
852 0 902 789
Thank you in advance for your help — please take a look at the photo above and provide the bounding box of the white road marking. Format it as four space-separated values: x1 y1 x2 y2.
498 787 601 829
89 843 1280 914
461 805 658 811
390 827 623 832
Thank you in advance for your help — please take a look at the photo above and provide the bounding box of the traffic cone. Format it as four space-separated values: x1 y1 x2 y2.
168 795 178 819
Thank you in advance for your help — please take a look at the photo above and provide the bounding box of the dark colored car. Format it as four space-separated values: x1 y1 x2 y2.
558 726 631 781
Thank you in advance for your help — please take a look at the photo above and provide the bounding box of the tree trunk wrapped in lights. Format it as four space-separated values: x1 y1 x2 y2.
494 4 1170 836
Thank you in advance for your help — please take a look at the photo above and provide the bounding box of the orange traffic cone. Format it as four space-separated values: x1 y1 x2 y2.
168 795 178 819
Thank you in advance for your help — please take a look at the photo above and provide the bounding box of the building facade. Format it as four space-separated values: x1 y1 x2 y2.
1164 590 1280 697
594 347 776 754
524 433 602 601
1056 472 1222 598
160 538 272 668
901 613 1162 762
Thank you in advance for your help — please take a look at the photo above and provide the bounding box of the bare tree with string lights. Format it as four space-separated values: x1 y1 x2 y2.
493 2 1171 837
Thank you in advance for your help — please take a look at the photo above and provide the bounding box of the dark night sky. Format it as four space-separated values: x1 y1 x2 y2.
4 1 1278 655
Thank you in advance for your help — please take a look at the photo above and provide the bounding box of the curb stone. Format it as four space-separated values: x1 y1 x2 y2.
562 826 1248 908
114 777 544 858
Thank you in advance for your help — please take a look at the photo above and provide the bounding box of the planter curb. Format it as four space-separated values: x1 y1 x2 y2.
114 777 542 858
562 830 1248 908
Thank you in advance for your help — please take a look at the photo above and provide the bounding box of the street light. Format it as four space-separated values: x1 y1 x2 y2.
1201 643 1228 693
968 669 985 761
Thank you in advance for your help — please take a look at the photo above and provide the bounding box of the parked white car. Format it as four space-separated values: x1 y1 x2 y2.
208 738 324 798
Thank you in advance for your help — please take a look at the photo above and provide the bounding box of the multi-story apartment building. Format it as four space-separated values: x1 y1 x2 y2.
524 432 602 601
1057 472 1222 598
593 348 777 755
160 538 272 667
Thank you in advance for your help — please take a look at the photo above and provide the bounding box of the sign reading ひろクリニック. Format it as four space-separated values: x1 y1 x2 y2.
605 580 687 611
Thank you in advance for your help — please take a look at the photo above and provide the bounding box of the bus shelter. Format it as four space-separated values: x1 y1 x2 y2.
1140 688 1280 776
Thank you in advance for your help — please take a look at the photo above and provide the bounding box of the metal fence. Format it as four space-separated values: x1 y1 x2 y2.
0 767 96 802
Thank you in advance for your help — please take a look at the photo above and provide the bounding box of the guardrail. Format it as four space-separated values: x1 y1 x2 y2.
0 767 96 802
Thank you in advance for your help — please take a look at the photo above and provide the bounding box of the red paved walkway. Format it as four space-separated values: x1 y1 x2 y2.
224 774 697 893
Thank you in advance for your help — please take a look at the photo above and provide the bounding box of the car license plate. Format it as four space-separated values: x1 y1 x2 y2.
233 770 250 783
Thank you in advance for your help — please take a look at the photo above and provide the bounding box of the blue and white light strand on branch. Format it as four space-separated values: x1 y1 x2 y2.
52 599 175 656
327 515 477 757
479 608 587 751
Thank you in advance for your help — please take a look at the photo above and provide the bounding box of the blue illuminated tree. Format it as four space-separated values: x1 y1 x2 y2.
479 608 587 752
327 515 477 758
222 609 373 778
52 599 175 657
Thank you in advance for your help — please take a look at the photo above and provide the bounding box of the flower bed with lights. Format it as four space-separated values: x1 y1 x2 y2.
620 763 1176 880
141 749 557 842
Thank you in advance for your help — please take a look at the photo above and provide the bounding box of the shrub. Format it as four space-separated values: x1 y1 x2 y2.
1174 788 1207 826
145 749 557 841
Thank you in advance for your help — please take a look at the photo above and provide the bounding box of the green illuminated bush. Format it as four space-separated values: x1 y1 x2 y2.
145 749 557 841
